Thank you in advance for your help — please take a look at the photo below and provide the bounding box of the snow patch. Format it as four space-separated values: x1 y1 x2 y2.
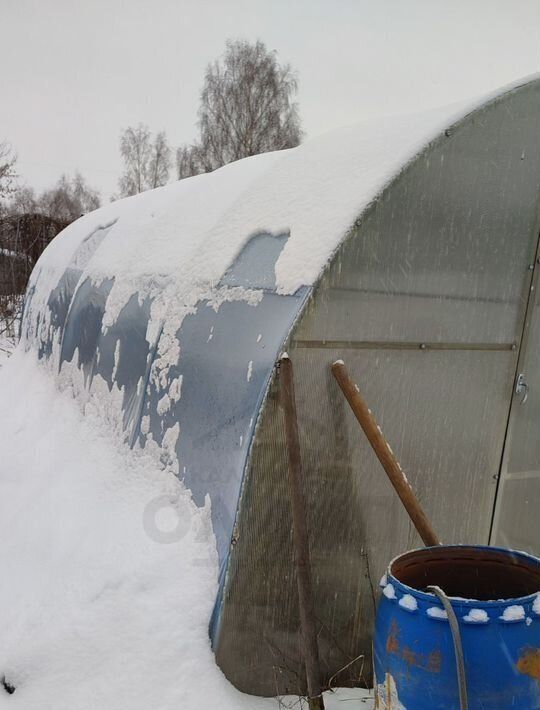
427 607 448 620
501 605 525 622
157 393 171 416
398 594 418 612
140 415 150 436
111 339 121 381
169 376 183 403
376 672 406 709
383 583 396 600
463 608 489 623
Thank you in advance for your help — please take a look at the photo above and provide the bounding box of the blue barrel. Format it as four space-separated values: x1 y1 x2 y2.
374 545 540 709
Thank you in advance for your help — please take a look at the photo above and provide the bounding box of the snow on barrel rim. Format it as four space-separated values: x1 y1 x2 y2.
386 544 540 607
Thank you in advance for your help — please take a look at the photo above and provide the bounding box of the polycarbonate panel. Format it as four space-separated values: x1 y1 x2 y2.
60 277 114 377
59 277 154 441
492 266 540 553
216 80 540 696
23 225 111 362
220 232 289 289
493 477 540 552
139 289 308 569
294 101 540 347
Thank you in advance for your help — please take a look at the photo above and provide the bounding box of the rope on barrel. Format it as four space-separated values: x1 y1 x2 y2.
427 585 468 710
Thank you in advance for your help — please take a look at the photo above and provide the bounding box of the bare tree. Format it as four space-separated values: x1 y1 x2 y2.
177 40 302 179
176 145 203 181
118 124 171 197
71 173 101 213
9 186 37 215
38 173 100 226
148 131 171 190
0 142 17 207
119 124 151 196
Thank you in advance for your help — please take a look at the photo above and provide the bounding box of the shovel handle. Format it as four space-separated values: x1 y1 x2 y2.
331 360 440 547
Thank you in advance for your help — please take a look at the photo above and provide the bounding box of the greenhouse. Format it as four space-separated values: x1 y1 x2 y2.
21 73 540 696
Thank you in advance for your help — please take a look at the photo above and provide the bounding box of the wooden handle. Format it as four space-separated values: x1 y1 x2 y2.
280 355 325 709
331 360 440 547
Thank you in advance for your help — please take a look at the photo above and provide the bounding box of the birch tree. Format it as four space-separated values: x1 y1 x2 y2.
39 173 100 225
118 125 171 196
0 142 17 210
177 40 302 178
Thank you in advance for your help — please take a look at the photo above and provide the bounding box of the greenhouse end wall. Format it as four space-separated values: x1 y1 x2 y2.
215 79 540 696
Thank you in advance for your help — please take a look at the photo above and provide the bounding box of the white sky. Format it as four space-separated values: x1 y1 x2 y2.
1 0 540 200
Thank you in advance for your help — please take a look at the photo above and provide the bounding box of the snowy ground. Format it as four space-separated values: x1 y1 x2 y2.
0 331 16 367
0 350 374 709
0 327 17 368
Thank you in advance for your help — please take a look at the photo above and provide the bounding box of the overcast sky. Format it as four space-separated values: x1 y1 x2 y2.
2 0 540 200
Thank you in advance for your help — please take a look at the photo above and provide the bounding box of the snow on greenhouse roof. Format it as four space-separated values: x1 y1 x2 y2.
35 73 540 302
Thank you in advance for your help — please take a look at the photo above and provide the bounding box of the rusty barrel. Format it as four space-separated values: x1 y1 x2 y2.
373 545 540 708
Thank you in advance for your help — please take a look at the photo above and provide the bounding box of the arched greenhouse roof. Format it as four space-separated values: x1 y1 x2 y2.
28 73 540 315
